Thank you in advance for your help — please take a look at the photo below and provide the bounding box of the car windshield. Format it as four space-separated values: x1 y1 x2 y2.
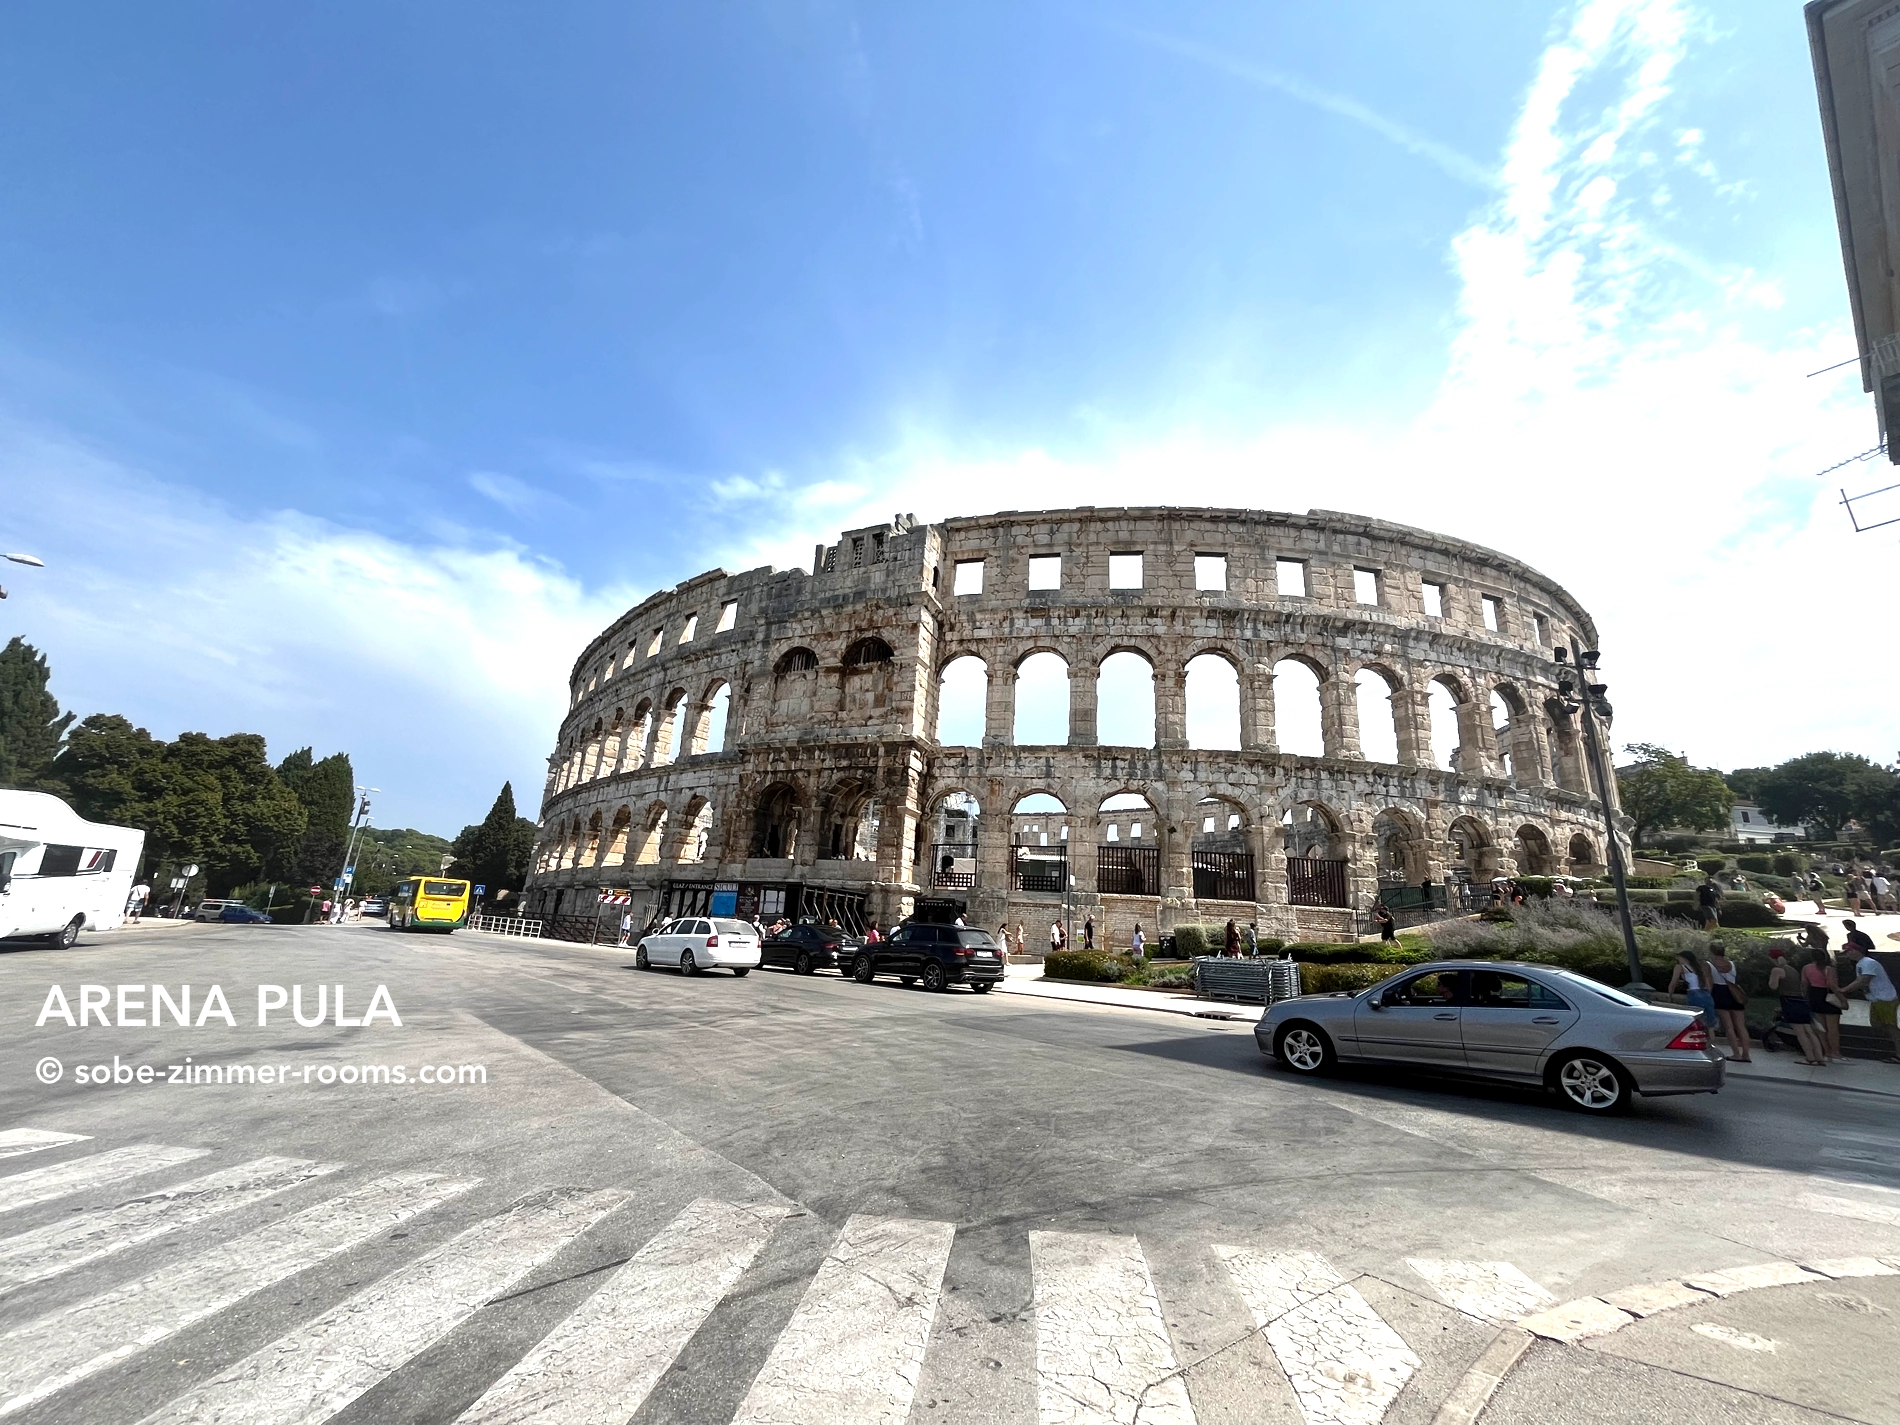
1544 968 1647 1007
954 929 999 948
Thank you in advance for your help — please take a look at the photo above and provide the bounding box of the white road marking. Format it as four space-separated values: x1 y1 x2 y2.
139 1186 626 1425
732 1215 955 1425
1405 1259 1554 1325
0 1172 476 1418
458 1198 786 1425
1799 1193 1900 1228
0 1157 340 1293
0 1130 89 1160
1689 1323 1776 1352
1031 1231 1195 1425
1217 1246 1417 1425
0 1145 209 1214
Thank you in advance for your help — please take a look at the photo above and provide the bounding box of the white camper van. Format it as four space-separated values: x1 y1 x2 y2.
0 791 145 946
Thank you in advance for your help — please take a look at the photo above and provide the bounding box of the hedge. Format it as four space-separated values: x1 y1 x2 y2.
1735 855 1772 874
1288 940 1429 965
1298 963 1402 994
1044 951 1138 983
1170 925 1214 957
1772 853 1808 877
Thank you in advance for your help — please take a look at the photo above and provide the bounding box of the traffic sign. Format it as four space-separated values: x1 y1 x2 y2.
181 863 199 878
473 884 486 896
309 885 321 895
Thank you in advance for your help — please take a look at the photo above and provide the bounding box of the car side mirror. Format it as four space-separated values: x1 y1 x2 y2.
1369 991 1388 1010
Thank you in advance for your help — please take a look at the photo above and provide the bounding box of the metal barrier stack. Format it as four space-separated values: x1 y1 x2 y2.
1192 956 1305 1004
469 915 544 938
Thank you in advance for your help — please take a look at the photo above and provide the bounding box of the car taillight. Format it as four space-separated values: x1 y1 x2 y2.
1666 1020 1710 1050
706 935 719 948
954 948 972 959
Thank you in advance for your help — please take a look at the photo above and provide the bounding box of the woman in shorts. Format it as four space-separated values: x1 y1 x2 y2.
1768 944 1825 1065
1706 941 1752 1062
1668 950 1717 1030
1803 941 1845 1063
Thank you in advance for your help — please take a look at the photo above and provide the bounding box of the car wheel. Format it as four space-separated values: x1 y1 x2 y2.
681 949 698 977
853 954 875 983
732 967 750 977
971 980 993 994
1274 1022 1335 1075
57 915 84 949
635 946 649 970
921 962 947 992
1550 1052 1630 1114
795 951 813 976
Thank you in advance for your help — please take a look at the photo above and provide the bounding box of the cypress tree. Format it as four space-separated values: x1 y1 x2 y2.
0 637 73 788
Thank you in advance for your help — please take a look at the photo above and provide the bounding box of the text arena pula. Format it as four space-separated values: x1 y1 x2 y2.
526 507 1614 945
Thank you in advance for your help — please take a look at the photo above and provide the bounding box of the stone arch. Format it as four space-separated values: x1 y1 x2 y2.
604 709 627 773
603 805 633 866
752 782 801 859
1372 807 1429 884
693 682 731 755
1097 649 1156 748
1568 831 1602 873
652 689 688 767
927 789 981 888
580 719 605 780
1352 664 1404 764
626 699 654 772
582 809 604 866
842 637 897 716
676 796 714 864
1515 823 1555 876
1096 789 1155 845
1281 800 1347 859
772 647 822 725
1427 673 1467 771
1544 697 1585 792
1447 814 1501 880
633 801 669 866
935 654 987 747
1271 658 1325 756
1185 652 1241 751
819 779 881 862
1013 651 1070 745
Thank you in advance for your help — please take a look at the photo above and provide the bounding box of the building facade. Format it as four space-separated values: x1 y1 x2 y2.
524 506 1614 945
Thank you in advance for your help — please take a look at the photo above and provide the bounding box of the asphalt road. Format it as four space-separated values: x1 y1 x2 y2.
2 920 1896 1425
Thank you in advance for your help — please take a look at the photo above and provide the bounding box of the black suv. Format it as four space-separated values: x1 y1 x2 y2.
851 923 1005 992
761 922 856 975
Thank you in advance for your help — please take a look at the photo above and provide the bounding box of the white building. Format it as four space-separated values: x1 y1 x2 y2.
1728 802 1804 845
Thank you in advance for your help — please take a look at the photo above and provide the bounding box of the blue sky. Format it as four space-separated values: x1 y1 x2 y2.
1 0 1889 835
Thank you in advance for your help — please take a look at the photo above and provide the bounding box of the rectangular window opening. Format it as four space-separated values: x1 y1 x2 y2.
1275 558 1307 598
1201 815 1216 833
851 537 865 567
1109 552 1143 589
647 628 664 657
1130 821 1143 840
1106 824 1120 843
1028 554 1062 590
678 614 698 644
1481 595 1503 633
1421 581 1445 618
1194 554 1227 591
1353 568 1380 606
1532 612 1549 647
1059 825 1069 841
716 601 738 633
953 559 985 596
872 532 886 563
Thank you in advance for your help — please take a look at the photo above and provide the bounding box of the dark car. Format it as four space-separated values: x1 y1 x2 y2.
218 903 272 924
761 922 856 975
851 922 1004 993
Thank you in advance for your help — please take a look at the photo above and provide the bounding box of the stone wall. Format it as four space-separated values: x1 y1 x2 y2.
523 506 1613 940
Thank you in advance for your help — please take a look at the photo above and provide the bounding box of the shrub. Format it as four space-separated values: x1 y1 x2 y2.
1044 951 1135 983
1735 855 1772 874
1287 940 1427 965
1622 889 1668 904
1624 876 1678 889
1717 901 1784 929
1147 965 1196 990
1254 936 1286 956
1771 853 1806 877
1695 855 1726 873
1299 963 1401 994
1170 924 1212 958
1513 876 1555 898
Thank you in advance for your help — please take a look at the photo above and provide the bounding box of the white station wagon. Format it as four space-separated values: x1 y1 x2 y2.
635 916 761 977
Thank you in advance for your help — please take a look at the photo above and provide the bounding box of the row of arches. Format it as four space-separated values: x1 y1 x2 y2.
550 683 732 796
932 647 1590 791
539 796 719 874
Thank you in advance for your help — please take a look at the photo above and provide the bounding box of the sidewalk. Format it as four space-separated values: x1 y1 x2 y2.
994 963 1265 1021
1719 1051 1900 1098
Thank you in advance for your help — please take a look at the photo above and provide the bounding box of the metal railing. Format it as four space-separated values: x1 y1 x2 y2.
1097 845 1160 896
1010 846 1067 894
929 845 978 889
1191 851 1255 902
1286 856 1349 907
469 915 544 938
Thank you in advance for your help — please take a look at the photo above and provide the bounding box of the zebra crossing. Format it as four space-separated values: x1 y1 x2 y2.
0 1129 1590 1425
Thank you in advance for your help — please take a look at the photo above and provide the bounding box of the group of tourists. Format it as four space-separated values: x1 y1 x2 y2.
1668 922 1899 1066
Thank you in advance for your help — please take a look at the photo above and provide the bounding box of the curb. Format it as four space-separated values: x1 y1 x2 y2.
1720 1064 1900 1101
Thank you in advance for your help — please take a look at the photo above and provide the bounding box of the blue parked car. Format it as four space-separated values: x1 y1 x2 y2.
218 903 272 924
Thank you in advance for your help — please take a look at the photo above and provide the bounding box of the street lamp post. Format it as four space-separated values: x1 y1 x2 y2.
1 551 45 601
1555 647 1648 996
332 787 380 920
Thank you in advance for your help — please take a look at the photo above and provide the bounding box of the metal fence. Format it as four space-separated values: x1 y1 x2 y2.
1010 847 1067 894
1286 856 1349 907
929 845 977 889
1191 851 1255 902
1097 845 1160 896
469 915 543 938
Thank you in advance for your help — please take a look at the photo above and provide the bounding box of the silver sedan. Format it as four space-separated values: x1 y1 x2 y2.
1255 960 1724 1113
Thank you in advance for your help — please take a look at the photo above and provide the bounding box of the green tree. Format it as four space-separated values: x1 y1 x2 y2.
449 782 537 895
166 733 307 893
0 637 73 788
352 826 456 896
1755 751 1896 841
1723 766 1771 803
1617 743 1735 845
277 747 354 885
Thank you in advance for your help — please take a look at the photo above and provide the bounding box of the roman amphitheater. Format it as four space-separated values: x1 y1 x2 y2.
522 507 1615 945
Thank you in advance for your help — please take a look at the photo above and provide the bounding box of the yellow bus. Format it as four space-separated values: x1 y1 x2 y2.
388 876 471 932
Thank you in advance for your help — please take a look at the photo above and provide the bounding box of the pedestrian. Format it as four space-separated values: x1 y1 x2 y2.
1841 943 1900 1062
127 882 150 922
1810 872 1829 917
1131 923 1146 958
1552 879 1575 900
866 922 882 943
1245 921 1258 955
1802 932 1846 1063
999 920 1011 949
1696 876 1721 932
1015 922 1026 956
1224 919 1241 956
1050 920 1063 954
1705 940 1751 1062
1872 870 1893 913
1843 918 1875 959
1768 944 1827 1065
1374 902 1397 942
1845 872 1866 914
1668 949 1716 1030
617 910 632 947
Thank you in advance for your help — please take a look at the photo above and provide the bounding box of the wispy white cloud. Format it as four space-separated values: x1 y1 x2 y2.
1114 24 1498 190
467 469 569 516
